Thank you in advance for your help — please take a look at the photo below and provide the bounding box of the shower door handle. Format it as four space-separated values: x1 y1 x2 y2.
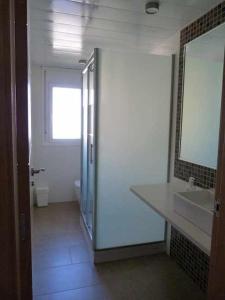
90 144 94 164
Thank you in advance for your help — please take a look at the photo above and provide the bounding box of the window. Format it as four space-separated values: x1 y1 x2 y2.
46 85 81 144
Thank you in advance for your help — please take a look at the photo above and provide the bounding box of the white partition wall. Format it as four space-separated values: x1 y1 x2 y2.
96 50 172 249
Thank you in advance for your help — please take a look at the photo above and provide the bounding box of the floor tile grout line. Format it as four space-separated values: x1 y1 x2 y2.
32 260 95 272
33 282 103 297
32 259 92 272
32 230 85 237
32 239 89 252
32 241 87 251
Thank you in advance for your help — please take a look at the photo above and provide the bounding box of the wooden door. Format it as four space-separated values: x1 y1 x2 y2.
0 0 32 299
208 52 225 299
15 0 32 299
0 1 20 298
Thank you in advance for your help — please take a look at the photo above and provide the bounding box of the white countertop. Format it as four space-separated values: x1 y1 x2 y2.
130 182 211 255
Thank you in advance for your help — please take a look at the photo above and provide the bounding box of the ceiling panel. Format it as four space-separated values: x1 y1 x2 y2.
29 0 223 67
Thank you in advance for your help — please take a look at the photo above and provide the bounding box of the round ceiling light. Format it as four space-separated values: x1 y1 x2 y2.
145 1 159 15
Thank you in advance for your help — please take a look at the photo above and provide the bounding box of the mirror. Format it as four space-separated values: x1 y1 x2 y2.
180 22 225 169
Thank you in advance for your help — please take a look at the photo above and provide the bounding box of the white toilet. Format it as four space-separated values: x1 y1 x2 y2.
74 180 80 202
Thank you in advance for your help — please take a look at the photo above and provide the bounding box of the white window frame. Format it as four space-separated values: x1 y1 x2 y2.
45 82 81 146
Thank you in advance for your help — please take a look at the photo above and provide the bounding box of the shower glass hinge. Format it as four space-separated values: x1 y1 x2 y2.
214 199 221 217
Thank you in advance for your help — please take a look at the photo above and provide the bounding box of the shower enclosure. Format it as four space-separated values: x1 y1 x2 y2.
81 48 172 252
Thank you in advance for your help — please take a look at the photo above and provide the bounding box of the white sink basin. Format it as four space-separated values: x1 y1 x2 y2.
174 190 214 236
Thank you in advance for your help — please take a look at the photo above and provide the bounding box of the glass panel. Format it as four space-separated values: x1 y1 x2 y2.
81 72 88 218
87 66 94 234
180 22 225 168
52 87 81 140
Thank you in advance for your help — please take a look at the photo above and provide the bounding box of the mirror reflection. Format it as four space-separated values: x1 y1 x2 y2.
180 22 225 169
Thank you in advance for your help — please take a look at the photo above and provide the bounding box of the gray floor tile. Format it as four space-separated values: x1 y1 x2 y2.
33 285 108 300
33 231 85 251
33 263 100 296
32 246 72 270
32 202 206 300
69 245 91 264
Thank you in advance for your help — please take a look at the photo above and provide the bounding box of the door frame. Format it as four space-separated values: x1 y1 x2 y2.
1 0 225 299
208 52 225 299
0 0 32 299
0 0 20 298
15 0 32 299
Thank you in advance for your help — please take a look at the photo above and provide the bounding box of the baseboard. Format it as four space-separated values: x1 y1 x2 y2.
94 241 166 264
80 215 166 264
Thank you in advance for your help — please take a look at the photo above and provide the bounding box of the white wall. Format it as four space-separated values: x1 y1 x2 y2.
96 50 172 249
31 66 82 203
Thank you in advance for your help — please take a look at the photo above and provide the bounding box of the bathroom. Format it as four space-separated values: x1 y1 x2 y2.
6 0 225 299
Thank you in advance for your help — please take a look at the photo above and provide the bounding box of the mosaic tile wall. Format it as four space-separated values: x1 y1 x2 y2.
170 227 209 292
172 2 225 292
174 1 225 188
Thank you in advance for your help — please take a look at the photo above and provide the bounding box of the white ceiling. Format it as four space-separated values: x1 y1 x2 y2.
29 0 224 68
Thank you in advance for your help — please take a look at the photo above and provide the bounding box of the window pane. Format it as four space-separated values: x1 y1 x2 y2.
52 87 81 140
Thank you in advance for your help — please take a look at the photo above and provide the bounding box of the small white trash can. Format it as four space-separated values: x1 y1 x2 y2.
36 187 49 207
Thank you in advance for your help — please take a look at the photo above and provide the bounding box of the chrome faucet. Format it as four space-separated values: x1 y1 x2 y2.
189 177 195 187
186 176 195 191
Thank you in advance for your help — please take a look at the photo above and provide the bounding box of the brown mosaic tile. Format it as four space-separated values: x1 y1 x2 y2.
170 227 209 293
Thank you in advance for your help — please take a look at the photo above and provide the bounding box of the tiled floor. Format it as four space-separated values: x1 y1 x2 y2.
32 202 206 300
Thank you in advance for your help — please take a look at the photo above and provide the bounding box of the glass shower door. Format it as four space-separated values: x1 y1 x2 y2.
86 63 95 234
81 55 97 240
81 68 88 220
